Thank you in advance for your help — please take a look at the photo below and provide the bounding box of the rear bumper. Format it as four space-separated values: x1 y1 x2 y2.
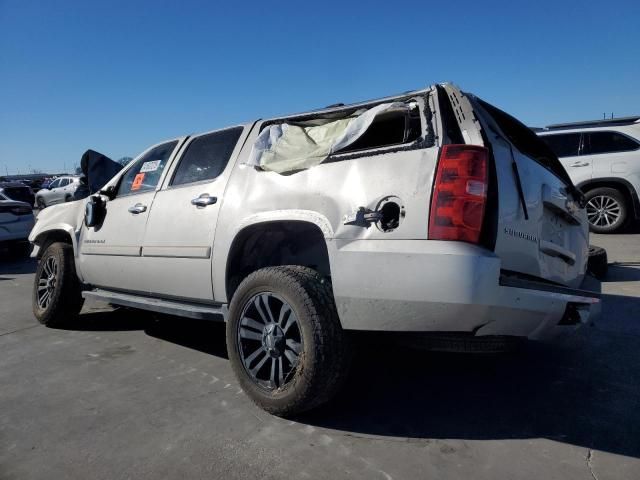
331 239 600 340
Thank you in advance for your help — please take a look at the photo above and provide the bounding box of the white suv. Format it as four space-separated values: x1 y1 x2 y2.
29 83 600 415
537 117 640 233
35 176 81 208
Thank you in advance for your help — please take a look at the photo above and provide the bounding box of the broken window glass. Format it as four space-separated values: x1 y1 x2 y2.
245 101 421 174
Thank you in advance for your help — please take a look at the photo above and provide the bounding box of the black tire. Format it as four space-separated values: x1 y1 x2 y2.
587 245 608 280
226 266 351 417
32 242 84 327
36 197 46 209
64 195 72 202
585 187 628 233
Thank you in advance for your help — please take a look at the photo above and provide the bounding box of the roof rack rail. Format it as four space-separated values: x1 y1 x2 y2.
543 116 640 131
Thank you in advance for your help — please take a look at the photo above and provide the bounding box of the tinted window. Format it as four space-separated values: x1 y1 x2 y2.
171 128 243 186
60 178 70 187
477 99 573 186
586 131 639 155
538 133 581 157
49 179 61 189
117 141 178 196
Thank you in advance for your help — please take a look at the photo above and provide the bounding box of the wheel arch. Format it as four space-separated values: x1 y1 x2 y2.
224 219 333 303
577 177 640 220
31 225 77 259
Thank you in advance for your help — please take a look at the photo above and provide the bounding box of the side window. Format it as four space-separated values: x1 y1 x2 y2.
585 131 639 155
49 179 61 189
171 127 243 187
117 140 178 196
538 133 582 157
60 178 70 187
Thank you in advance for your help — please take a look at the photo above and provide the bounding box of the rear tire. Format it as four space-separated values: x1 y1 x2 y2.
587 245 608 280
585 187 627 233
32 242 84 327
226 266 351 417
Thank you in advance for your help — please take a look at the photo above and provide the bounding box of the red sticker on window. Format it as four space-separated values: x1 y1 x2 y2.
131 173 145 191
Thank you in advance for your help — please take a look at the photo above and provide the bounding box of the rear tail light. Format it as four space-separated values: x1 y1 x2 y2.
428 144 489 244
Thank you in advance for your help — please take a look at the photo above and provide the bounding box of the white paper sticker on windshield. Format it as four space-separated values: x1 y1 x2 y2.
140 160 162 173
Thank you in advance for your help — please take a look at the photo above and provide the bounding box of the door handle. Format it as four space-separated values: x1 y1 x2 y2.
569 161 590 167
191 193 217 207
128 203 147 214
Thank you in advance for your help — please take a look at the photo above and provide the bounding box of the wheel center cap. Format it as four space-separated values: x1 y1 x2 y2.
263 323 285 357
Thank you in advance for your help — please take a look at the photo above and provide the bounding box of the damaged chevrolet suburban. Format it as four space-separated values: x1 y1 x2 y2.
29 83 600 416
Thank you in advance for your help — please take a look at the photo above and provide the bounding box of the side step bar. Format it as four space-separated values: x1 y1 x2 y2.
82 289 227 321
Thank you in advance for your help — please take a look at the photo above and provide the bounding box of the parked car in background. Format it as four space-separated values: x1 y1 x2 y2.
35 176 81 208
40 178 55 190
0 192 35 257
18 177 45 193
0 181 35 207
536 116 640 233
29 83 599 416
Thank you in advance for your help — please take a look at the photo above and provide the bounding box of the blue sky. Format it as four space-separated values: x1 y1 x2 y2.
1 0 639 174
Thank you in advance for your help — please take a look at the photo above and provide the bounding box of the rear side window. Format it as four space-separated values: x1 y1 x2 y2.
477 99 573 186
585 131 639 155
539 133 581 157
117 141 178 196
171 127 243 186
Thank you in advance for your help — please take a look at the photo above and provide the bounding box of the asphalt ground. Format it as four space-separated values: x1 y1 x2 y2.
0 232 639 479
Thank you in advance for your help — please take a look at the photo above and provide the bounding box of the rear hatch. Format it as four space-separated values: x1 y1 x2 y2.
441 85 589 288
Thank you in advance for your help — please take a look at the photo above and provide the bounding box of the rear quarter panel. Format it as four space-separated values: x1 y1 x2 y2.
213 122 440 302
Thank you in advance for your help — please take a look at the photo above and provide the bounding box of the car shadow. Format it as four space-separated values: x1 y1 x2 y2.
145 315 229 359
604 262 640 282
60 293 640 459
56 308 154 332
299 326 640 459
0 256 37 275
61 308 229 358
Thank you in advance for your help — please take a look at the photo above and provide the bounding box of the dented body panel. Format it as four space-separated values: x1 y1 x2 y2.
29 83 599 340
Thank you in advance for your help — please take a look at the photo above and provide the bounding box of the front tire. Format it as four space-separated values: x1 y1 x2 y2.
226 266 351 417
36 197 46 209
33 242 84 327
585 187 627 233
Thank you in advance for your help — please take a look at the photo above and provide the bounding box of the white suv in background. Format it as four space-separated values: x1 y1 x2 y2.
537 116 640 233
35 176 81 208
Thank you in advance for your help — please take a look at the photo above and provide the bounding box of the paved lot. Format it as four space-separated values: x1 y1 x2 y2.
1 233 639 479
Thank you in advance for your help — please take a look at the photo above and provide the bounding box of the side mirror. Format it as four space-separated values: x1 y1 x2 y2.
85 196 106 227
99 185 117 200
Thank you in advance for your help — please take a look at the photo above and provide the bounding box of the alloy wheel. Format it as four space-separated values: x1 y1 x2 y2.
237 292 303 390
37 256 58 309
586 195 621 228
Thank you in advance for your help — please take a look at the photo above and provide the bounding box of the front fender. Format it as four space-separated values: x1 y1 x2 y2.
29 201 85 257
